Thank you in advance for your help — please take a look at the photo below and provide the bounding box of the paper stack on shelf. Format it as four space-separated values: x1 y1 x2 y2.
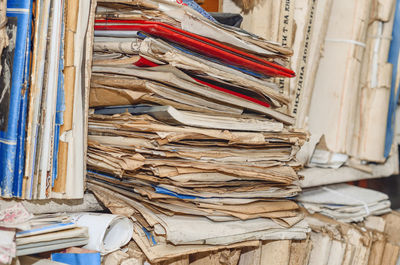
0 0 93 199
296 184 391 223
87 0 309 263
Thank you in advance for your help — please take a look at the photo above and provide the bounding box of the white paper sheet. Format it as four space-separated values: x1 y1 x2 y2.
70 213 134 254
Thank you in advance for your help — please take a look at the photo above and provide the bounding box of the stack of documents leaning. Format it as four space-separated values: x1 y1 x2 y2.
86 0 309 263
0 0 93 199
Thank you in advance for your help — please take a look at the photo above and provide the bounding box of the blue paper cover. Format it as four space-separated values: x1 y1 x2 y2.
51 253 101 265
0 0 33 197
52 3 66 186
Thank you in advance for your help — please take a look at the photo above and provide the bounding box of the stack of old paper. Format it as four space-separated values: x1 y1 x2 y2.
296 184 391 223
88 182 309 264
87 0 310 263
299 184 391 223
16 213 89 256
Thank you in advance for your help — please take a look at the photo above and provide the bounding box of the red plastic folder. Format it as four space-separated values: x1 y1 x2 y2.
95 19 295 78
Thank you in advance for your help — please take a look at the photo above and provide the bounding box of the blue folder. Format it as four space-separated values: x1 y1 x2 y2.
0 0 33 197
